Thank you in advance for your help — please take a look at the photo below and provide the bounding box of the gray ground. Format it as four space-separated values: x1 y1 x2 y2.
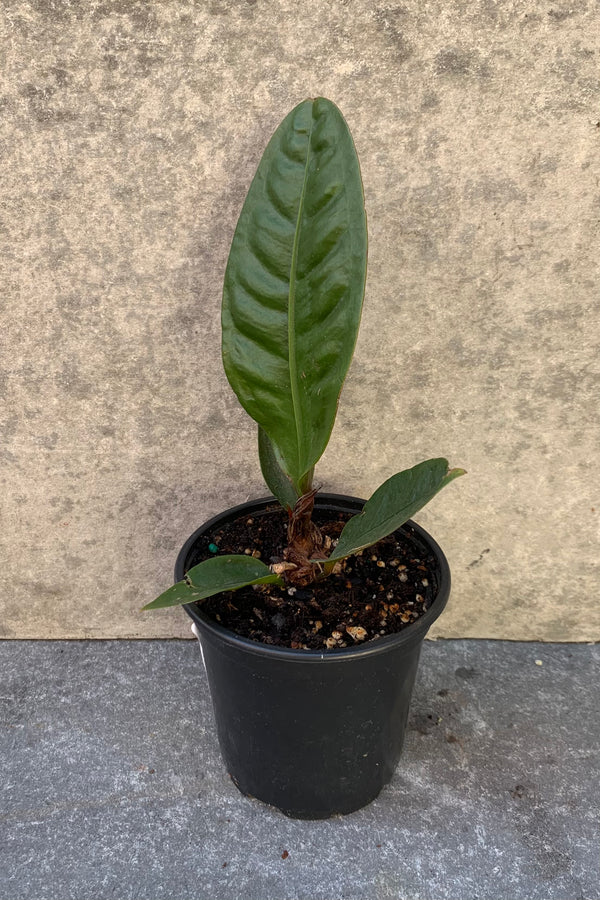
1 639 598 900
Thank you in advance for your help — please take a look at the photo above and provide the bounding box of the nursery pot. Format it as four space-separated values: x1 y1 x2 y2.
176 494 450 819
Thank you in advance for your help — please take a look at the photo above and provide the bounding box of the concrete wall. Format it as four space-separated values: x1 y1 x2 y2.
2 0 598 640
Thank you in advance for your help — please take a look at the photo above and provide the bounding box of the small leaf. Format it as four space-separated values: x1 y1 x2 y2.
258 426 300 510
328 459 466 562
142 555 284 611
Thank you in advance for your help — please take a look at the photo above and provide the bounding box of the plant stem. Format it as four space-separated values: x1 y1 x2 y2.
283 487 324 586
296 467 314 496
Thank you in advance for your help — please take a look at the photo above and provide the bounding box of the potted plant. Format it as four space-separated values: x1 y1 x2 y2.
143 97 465 819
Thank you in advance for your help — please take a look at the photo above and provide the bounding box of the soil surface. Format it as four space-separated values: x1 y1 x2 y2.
186 504 439 650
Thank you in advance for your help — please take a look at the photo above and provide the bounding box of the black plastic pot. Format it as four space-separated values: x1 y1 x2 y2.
176 494 450 819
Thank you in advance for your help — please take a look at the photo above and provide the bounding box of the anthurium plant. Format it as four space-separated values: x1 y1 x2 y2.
144 97 464 613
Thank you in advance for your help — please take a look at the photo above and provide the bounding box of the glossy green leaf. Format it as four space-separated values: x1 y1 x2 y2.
222 97 367 485
141 555 283 610
258 426 301 510
328 459 466 562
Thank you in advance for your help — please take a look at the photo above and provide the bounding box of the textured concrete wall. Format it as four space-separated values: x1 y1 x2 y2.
1 0 598 640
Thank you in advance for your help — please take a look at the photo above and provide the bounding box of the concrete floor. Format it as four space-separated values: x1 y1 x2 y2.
1 639 598 900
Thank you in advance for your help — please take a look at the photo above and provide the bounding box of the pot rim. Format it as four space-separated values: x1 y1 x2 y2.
178 493 451 663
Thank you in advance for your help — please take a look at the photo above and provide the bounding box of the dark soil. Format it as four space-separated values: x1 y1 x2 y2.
185 504 439 651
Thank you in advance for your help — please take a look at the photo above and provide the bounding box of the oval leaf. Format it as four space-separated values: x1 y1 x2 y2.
328 459 466 562
222 97 367 485
142 555 283 610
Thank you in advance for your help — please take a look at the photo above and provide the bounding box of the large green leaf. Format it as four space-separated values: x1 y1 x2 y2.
142 555 283 610
222 97 367 486
328 459 466 562
258 426 300 511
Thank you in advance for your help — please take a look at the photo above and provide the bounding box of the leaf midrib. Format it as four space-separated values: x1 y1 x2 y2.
334 503 423 557
287 107 315 482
